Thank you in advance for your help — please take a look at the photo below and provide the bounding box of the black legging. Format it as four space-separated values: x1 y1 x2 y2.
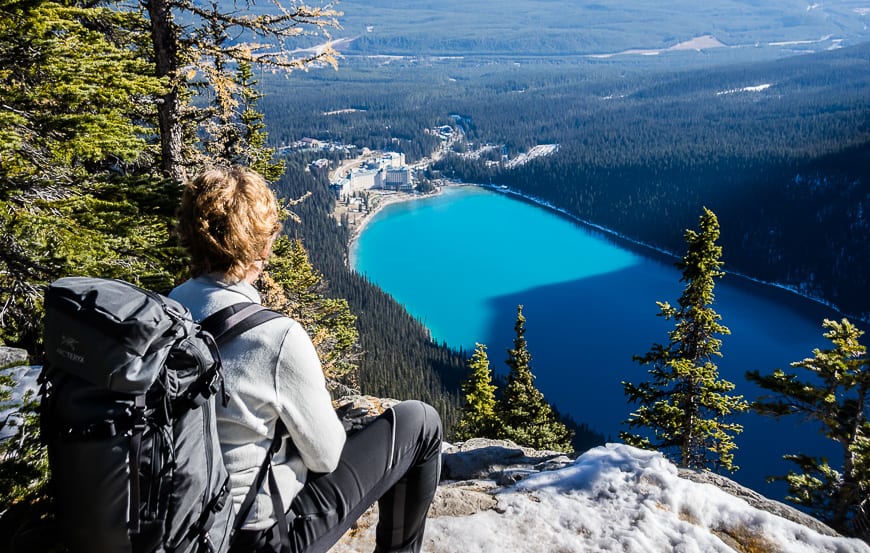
230 400 443 553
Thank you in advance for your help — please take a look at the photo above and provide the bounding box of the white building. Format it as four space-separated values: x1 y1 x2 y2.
384 167 413 190
379 152 405 169
309 158 330 175
330 150 414 197
348 167 384 191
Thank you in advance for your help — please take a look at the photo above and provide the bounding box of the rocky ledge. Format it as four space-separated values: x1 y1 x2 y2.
331 396 849 552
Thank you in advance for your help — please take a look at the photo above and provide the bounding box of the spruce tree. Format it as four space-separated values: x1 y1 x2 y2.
235 61 286 181
747 318 869 538
498 305 573 453
622 208 748 472
454 343 500 441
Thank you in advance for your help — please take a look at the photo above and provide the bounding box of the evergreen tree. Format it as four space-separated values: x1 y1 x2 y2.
0 0 177 349
746 318 869 538
200 29 284 180
142 0 340 181
235 61 286 181
454 342 500 441
622 208 748 472
498 305 573 453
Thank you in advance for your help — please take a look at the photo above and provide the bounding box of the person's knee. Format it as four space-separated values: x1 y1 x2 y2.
391 400 442 445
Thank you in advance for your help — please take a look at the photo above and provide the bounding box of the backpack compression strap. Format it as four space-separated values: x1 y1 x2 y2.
232 418 292 546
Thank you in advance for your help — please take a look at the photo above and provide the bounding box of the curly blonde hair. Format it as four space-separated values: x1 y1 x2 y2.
176 167 280 282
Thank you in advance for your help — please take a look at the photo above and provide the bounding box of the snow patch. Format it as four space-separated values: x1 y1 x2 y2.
717 83 773 96
323 108 367 115
505 144 559 169
588 35 726 59
769 34 834 47
0 365 41 440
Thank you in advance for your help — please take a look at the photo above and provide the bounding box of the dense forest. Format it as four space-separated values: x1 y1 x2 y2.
260 42 870 320
332 0 870 65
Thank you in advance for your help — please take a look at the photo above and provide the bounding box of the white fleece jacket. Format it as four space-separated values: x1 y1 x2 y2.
170 275 346 530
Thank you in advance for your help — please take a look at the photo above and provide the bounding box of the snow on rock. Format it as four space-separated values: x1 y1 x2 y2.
0 347 28 370
332 441 870 553
0 348 39 441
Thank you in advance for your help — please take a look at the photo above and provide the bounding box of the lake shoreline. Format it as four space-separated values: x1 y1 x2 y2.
347 180 864 325
478 184 864 324
345 181 472 265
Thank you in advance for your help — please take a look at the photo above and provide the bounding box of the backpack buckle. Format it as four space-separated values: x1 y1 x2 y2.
199 532 216 553
131 397 147 433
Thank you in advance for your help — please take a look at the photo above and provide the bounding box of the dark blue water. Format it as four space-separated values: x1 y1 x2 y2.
351 185 851 498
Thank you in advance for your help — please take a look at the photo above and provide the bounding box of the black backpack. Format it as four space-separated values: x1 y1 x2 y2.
39 277 283 553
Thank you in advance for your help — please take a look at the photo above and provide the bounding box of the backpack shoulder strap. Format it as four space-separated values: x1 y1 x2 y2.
200 302 284 345
201 303 295 547
177 303 284 412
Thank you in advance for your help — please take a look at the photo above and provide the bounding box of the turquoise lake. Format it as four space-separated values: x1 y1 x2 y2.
351 185 851 497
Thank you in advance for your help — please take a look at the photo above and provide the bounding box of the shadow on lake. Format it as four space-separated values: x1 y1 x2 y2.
480 261 844 500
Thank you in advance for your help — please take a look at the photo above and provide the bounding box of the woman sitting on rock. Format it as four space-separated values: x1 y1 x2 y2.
170 166 443 553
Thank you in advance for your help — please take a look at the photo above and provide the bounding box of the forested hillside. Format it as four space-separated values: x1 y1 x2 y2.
334 0 870 65
260 42 870 319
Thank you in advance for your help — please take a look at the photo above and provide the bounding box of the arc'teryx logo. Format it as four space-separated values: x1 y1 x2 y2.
57 334 85 364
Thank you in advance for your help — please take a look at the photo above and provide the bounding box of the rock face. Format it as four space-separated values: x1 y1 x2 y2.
441 437 574 485
431 438 575 520
333 394 401 433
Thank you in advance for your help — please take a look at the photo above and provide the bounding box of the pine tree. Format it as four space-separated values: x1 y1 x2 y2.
622 208 748 472
200 34 284 180
454 342 500 441
498 305 573 453
746 318 869 538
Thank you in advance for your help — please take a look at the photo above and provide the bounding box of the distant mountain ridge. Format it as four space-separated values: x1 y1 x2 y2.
333 0 870 63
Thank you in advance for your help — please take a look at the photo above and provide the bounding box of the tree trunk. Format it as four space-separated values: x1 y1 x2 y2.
144 0 186 183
